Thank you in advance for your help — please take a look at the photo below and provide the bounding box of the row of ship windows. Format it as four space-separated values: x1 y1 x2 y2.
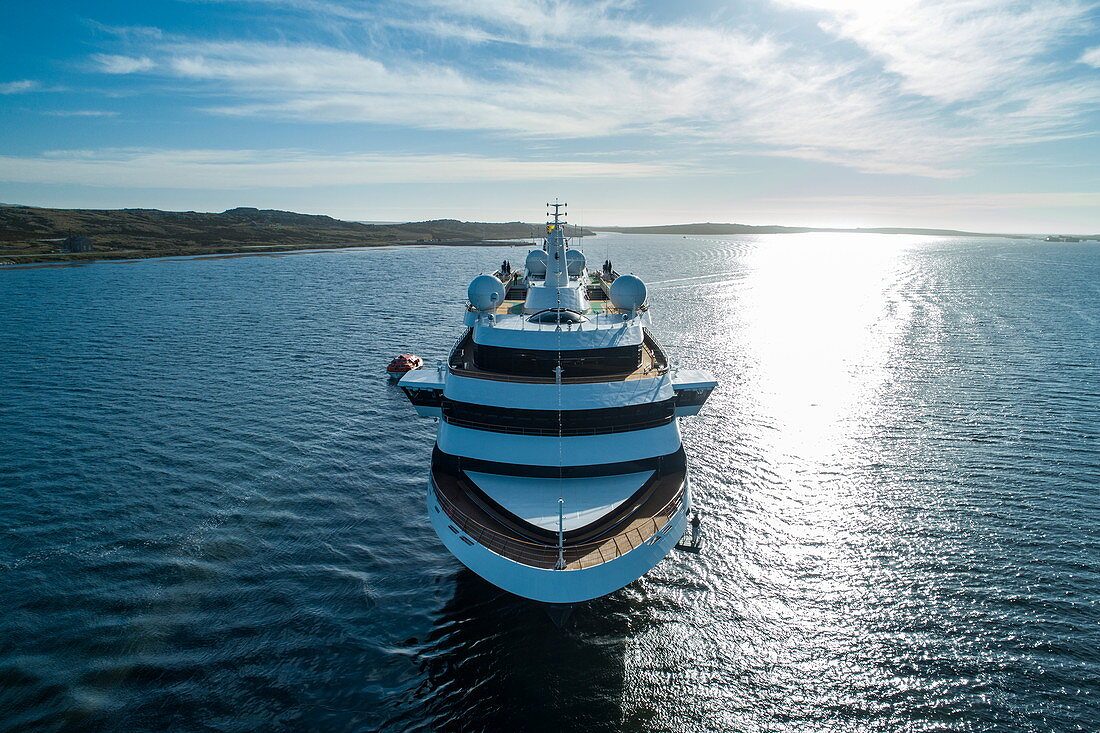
464 342 643 378
441 398 675 436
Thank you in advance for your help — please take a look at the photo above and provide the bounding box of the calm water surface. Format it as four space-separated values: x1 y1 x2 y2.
1 234 1097 731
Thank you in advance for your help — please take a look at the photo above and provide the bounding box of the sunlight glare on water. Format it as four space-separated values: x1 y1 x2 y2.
620 233 1098 731
738 233 914 461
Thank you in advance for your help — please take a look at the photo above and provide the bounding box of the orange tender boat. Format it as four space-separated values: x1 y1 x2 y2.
386 354 423 380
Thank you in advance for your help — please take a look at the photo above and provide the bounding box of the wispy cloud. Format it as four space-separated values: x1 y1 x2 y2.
43 110 119 117
0 80 38 94
1081 46 1100 67
91 54 156 74
0 148 673 188
87 21 165 40
79 0 1100 178
774 0 1091 102
749 191 1100 230
172 41 663 137
765 191 1100 210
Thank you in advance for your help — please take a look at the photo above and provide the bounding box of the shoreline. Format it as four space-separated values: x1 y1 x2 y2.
0 238 540 269
3 228 1089 270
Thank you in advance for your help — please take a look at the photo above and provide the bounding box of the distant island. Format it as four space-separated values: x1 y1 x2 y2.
0 205 592 263
1 205 1094 265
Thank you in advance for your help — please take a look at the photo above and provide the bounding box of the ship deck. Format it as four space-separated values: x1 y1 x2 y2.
431 465 685 571
493 272 620 316
448 329 668 384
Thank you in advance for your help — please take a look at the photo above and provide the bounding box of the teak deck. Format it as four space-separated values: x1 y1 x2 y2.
432 466 685 571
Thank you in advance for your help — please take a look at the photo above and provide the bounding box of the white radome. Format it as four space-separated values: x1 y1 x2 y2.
525 249 548 277
468 274 506 312
610 274 648 312
566 249 586 276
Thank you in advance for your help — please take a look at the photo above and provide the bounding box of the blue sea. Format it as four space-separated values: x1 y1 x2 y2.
1 234 1097 731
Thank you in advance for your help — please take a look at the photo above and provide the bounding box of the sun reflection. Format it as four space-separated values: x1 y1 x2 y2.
739 233 917 463
622 233 931 731
725 233 925 629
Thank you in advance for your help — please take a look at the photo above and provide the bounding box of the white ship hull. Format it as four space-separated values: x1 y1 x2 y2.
400 204 716 605
428 474 691 604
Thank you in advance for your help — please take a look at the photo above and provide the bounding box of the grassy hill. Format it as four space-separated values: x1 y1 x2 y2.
0 205 592 262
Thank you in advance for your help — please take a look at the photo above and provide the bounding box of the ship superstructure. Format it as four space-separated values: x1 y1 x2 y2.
400 203 716 604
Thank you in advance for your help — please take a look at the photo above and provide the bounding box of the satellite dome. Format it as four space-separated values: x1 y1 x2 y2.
525 249 548 277
566 249 586 276
468 274 506 313
610 274 648 312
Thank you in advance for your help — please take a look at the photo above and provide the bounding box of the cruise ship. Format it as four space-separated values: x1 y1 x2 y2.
399 204 716 604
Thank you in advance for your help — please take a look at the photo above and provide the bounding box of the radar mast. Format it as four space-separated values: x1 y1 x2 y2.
544 200 569 287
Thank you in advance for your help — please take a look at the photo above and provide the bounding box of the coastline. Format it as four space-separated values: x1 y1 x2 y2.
0 238 540 269
0 205 592 266
4 204 1091 268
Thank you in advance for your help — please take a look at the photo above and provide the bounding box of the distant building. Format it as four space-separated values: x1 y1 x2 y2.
63 236 94 252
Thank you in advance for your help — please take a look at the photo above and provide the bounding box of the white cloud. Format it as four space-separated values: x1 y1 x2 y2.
80 0 1100 178
154 40 676 137
88 22 165 40
765 191 1100 210
774 0 1090 102
0 80 38 94
43 110 120 117
91 54 156 74
1081 46 1100 67
0 148 673 188
748 191 1100 230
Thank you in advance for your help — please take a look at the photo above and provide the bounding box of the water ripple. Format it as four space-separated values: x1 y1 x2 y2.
0 236 1097 731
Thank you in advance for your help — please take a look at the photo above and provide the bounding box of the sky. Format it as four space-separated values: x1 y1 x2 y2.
1 0 1098 232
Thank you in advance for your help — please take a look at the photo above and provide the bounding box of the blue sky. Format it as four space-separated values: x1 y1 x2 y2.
1 0 1098 231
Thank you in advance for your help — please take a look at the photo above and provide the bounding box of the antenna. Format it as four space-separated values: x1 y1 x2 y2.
546 200 567 226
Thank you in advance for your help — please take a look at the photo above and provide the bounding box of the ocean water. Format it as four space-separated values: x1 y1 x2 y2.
0 234 1097 731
